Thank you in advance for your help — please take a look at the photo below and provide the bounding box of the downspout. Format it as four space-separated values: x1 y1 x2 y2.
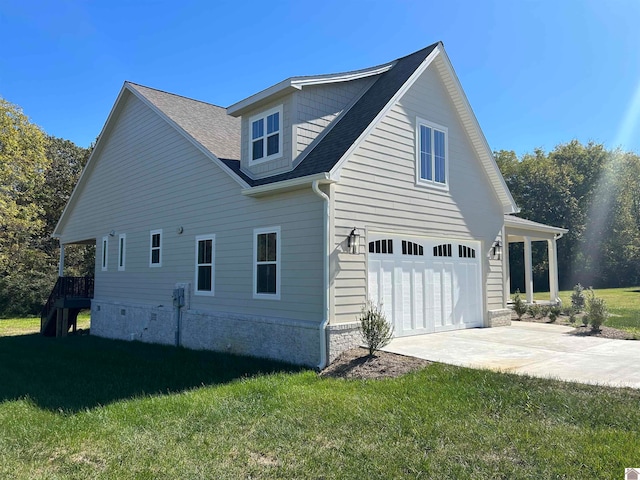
312 180 330 370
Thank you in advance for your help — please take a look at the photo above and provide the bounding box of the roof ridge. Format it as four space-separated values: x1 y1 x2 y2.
125 81 227 110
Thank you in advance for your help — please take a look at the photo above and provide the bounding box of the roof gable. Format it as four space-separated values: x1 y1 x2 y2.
54 83 246 237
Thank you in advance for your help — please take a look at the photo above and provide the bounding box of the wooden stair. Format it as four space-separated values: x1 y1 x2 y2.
41 277 94 337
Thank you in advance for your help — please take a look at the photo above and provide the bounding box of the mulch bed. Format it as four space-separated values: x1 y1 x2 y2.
320 347 430 380
512 311 636 340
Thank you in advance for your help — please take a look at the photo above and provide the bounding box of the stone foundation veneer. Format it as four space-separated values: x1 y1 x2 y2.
488 308 512 327
327 322 362 362
91 300 322 367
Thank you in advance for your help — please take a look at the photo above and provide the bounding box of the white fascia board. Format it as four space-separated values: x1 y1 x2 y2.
128 84 250 189
241 173 333 197
227 83 299 117
435 49 519 215
504 217 569 235
291 62 394 88
227 62 394 117
53 83 130 238
329 45 442 178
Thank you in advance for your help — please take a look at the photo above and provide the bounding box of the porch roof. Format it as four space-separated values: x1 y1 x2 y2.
504 215 568 242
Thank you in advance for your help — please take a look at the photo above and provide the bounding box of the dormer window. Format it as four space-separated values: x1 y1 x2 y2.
250 106 282 163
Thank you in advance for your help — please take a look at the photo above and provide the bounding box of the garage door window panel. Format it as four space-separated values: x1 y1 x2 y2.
369 239 393 254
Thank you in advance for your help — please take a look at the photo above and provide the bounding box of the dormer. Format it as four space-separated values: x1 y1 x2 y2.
227 61 394 180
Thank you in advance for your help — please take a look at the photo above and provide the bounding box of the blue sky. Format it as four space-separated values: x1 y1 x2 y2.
1 0 639 156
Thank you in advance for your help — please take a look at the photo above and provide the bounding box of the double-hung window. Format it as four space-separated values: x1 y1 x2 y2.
150 229 162 267
101 236 108 271
250 106 282 163
417 118 448 188
195 235 215 296
253 226 280 299
118 234 126 271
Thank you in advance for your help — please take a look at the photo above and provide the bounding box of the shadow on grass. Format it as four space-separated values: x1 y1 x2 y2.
0 333 305 412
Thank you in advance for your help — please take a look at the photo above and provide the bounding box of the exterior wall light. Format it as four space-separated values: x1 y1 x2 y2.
347 227 360 255
492 240 502 260
109 230 116 237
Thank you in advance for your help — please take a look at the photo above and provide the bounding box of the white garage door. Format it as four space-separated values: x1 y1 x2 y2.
367 234 483 337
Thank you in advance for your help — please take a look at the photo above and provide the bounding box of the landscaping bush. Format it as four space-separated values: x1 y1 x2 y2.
512 289 527 320
586 290 609 332
540 305 550 319
528 303 542 319
571 283 586 313
582 312 589 327
548 306 562 323
359 300 394 356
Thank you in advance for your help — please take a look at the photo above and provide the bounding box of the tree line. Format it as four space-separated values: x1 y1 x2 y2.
1 96 639 317
1 97 92 316
496 142 640 292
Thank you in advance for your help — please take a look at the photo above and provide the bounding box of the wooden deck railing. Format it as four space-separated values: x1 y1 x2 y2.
41 276 94 325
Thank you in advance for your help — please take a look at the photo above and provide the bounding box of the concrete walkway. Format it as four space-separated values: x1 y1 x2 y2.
383 322 640 389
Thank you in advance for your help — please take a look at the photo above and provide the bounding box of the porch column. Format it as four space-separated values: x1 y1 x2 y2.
548 238 559 303
503 233 511 306
524 236 533 303
58 243 65 277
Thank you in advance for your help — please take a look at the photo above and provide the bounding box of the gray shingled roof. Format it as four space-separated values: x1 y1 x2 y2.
128 43 439 188
127 83 241 161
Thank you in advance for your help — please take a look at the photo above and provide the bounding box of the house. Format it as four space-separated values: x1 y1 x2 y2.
50 41 567 368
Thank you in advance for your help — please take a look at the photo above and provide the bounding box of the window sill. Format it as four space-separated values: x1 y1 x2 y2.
194 290 215 297
415 179 449 192
253 293 281 301
249 152 283 166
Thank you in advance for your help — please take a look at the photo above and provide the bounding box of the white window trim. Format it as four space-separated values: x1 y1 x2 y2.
415 117 449 191
248 105 283 165
118 233 126 271
253 226 281 300
194 234 215 296
149 229 162 268
101 236 108 271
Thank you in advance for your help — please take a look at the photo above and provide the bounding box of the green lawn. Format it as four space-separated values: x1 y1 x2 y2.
1 317 639 478
533 286 640 336
0 313 90 336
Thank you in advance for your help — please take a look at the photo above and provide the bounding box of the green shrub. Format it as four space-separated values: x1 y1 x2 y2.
569 310 577 324
512 289 527 320
528 303 542 319
571 284 586 313
359 300 394 356
581 313 589 327
548 306 561 323
540 305 550 319
586 290 608 332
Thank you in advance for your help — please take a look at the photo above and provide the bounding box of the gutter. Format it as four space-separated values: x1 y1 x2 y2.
311 180 330 371
241 173 332 197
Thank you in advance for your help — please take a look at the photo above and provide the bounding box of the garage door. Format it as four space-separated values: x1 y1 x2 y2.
367 234 483 337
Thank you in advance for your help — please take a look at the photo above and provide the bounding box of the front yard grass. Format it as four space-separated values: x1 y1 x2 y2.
534 286 640 336
1 318 639 478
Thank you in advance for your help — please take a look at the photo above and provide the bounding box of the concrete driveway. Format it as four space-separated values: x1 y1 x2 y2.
383 322 640 389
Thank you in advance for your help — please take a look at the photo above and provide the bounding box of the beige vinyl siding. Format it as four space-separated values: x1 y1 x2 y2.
295 78 374 158
60 92 324 322
332 62 505 325
240 97 293 179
